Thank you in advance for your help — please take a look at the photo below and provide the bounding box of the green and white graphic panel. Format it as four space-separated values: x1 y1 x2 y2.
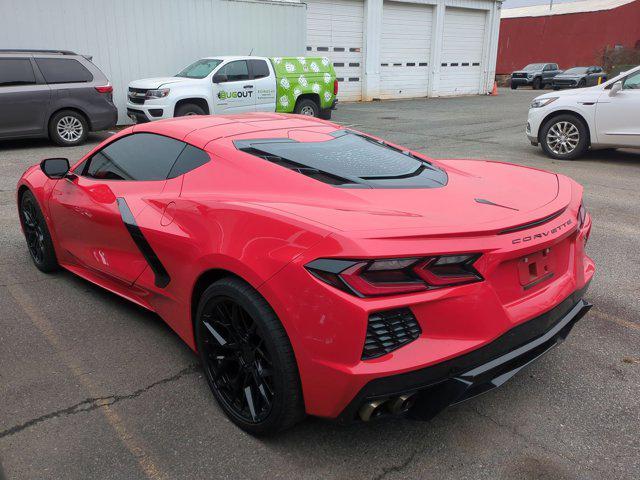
271 56 336 112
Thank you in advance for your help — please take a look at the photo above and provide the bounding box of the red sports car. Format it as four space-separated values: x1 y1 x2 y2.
17 113 594 435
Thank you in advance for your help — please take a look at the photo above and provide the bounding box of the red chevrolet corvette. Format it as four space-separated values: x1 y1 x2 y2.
17 113 594 435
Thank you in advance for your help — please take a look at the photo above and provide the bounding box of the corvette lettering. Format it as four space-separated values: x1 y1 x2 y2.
512 218 573 244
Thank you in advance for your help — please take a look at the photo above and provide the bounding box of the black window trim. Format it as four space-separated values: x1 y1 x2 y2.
78 132 210 182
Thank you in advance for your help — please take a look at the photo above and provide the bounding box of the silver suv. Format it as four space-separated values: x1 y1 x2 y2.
0 49 117 146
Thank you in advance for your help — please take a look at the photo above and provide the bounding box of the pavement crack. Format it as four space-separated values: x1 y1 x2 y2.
0 364 200 439
372 450 418 480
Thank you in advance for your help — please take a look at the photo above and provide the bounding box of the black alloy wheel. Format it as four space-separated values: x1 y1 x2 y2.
195 278 304 435
19 190 59 272
201 298 275 423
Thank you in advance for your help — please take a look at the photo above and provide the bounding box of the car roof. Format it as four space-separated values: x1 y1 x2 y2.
200 56 267 61
130 113 337 150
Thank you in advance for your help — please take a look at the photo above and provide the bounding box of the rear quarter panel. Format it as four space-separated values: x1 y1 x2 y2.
270 57 336 111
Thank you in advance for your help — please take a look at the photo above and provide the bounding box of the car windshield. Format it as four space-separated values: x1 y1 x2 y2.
522 64 545 71
176 59 223 79
564 67 588 74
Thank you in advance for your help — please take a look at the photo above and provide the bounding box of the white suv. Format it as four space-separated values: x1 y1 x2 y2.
527 65 640 159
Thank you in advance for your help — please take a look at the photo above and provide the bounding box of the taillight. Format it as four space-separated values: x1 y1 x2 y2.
306 255 482 297
95 84 113 94
333 79 339 96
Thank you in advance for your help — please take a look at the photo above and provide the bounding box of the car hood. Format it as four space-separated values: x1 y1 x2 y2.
534 84 602 101
247 160 572 236
128 76 192 89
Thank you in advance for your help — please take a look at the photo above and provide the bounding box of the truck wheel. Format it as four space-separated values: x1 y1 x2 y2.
532 77 542 90
294 99 319 117
49 110 88 146
175 103 206 117
319 109 332 120
510 80 517 90
540 114 588 160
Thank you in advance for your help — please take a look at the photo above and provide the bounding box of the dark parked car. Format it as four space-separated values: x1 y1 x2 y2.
552 66 607 89
0 50 117 146
510 63 562 90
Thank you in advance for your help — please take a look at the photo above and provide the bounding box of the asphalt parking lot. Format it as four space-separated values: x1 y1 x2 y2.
1 88 639 480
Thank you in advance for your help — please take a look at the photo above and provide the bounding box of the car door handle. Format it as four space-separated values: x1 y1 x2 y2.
243 85 253 89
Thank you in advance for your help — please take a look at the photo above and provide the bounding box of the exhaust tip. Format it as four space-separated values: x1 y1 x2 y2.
387 393 417 415
358 398 388 422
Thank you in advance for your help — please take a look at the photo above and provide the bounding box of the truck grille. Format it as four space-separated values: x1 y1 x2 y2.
128 87 147 105
362 308 421 360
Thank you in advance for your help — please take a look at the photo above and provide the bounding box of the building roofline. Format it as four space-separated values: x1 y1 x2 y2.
501 0 636 18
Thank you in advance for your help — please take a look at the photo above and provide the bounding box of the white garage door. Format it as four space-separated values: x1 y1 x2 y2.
380 1 433 99
440 7 487 95
306 0 364 101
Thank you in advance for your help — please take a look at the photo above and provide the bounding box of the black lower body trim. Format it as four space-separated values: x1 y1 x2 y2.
338 283 591 423
117 198 170 288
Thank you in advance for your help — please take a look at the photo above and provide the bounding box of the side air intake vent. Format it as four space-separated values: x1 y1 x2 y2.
363 308 421 360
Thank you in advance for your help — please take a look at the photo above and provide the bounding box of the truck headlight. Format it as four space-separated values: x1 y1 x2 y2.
145 88 170 99
530 97 558 109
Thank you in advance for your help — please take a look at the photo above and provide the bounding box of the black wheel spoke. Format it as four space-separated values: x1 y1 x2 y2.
203 320 229 346
200 297 275 424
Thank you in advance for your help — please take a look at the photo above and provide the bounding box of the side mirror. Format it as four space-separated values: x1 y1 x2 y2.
609 81 623 96
212 74 227 83
40 158 70 179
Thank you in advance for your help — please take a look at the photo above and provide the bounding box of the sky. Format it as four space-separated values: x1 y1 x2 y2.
502 0 581 8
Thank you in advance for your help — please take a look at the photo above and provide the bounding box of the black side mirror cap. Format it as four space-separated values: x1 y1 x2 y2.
40 158 70 179
212 74 227 83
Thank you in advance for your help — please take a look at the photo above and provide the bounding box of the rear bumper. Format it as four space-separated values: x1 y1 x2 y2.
338 282 592 423
89 103 118 131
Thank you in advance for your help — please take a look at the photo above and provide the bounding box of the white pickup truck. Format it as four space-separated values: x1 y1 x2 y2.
126 56 338 123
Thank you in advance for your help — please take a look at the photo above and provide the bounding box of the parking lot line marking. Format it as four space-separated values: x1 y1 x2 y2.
591 308 640 332
7 284 168 480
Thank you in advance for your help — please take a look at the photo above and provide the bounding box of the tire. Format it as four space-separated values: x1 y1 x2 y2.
319 109 332 120
578 79 586 88
532 77 542 90
294 98 320 117
195 277 305 435
49 110 88 146
539 114 589 160
19 190 59 272
510 80 517 90
175 103 206 117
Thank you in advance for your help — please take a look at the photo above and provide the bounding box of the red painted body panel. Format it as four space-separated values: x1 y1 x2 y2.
497 0 640 74
17 113 594 419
